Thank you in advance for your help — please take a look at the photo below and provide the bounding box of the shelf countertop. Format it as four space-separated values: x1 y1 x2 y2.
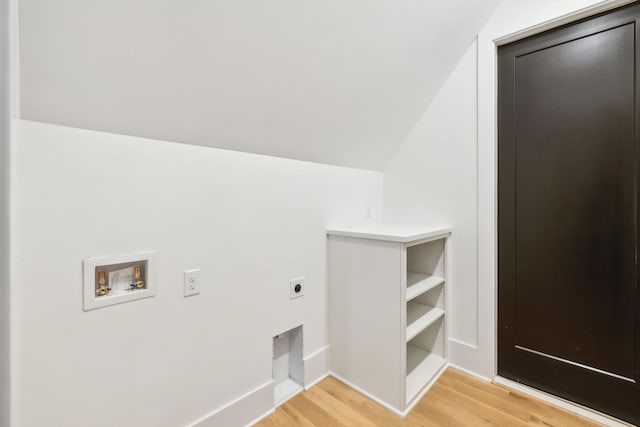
327 223 451 243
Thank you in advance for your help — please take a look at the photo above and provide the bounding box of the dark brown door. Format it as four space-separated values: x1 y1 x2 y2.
498 3 640 424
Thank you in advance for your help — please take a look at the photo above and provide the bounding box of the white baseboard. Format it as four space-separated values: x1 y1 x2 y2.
494 376 632 427
186 356 633 427
448 337 477 351
303 345 330 389
329 371 405 417
328 362 448 418
305 372 330 390
188 345 332 427
189 380 274 427
448 362 492 383
243 409 275 427
447 338 497 380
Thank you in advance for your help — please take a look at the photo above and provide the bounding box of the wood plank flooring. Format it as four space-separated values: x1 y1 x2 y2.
255 368 605 426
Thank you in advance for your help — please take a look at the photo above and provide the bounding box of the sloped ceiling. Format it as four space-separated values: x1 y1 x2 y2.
20 0 499 170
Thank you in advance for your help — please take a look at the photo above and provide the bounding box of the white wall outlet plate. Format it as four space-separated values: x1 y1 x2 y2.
290 277 304 299
184 269 201 297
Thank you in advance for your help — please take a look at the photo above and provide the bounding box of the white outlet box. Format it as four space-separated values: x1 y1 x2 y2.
184 269 200 297
290 277 304 299
83 251 157 311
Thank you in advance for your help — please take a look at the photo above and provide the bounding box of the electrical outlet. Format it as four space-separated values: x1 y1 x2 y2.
184 269 200 297
290 277 304 299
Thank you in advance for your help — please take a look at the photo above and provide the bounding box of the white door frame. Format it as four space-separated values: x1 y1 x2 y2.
476 0 635 381
0 0 10 423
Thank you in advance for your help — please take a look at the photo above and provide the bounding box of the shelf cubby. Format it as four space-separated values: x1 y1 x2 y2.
406 273 444 302
406 316 446 404
404 236 446 407
406 346 446 404
406 302 444 342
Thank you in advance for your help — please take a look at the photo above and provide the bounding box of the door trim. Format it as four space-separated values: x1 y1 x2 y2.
481 0 640 383
494 0 635 46
496 2 640 423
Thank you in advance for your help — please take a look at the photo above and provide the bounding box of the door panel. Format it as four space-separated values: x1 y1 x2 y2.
498 4 640 425
515 24 636 379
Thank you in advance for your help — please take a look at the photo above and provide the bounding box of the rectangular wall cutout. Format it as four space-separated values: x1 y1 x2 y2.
273 325 303 405
83 251 157 311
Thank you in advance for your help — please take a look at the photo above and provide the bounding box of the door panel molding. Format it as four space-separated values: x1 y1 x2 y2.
514 346 636 384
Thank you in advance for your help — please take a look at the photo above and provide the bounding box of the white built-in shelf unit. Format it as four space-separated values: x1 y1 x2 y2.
327 224 450 416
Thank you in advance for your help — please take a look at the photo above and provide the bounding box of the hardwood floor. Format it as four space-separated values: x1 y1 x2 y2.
255 368 605 426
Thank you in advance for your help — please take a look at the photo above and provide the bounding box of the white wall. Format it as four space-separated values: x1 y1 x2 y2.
14 120 382 427
383 41 483 374
18 0 499 170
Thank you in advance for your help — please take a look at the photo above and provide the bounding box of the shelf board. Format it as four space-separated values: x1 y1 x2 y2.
406 302 444 342
327 224 451 243
406 346 446 404
406 272 444 301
